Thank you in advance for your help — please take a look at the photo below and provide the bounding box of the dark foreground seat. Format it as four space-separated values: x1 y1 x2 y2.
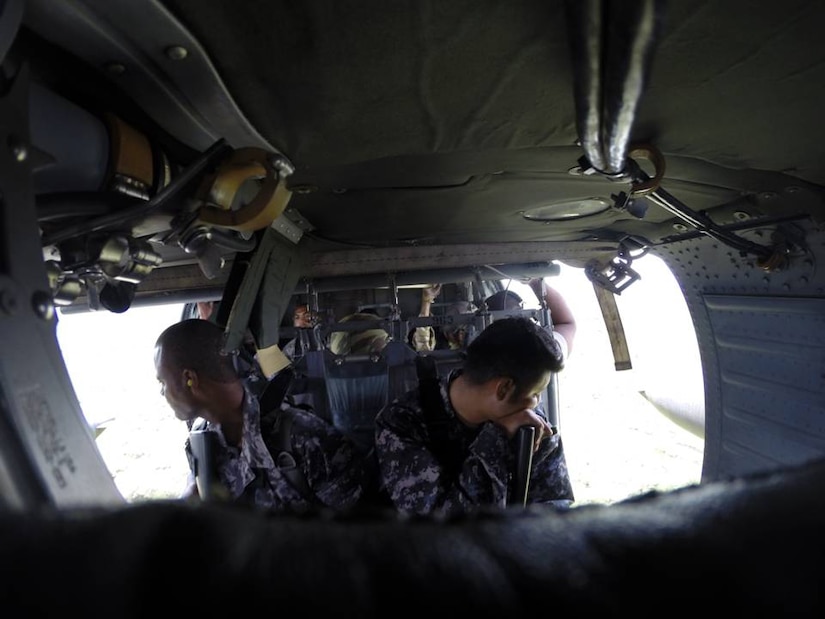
1 457 824 616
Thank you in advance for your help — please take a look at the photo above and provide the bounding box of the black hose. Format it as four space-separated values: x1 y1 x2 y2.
565 0 607 171
602 0 663 173
565 0 665 175
41 139 231 247
36 192 142 222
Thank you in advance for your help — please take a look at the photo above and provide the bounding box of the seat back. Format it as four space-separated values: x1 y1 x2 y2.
289 307 563 452
290 336 419 452
325 352 390 451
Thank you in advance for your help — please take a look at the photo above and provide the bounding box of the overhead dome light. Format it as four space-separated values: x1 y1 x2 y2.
522 197 611 221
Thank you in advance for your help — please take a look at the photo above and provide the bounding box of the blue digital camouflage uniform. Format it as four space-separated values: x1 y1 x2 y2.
374 369 574 516
191 387 367 511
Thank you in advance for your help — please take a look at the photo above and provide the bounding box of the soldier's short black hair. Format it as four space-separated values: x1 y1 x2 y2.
155 319 237 383
462 316 563 396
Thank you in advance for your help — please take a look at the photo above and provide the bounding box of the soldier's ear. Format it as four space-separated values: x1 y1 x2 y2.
182 369 197 390
495 377 514 402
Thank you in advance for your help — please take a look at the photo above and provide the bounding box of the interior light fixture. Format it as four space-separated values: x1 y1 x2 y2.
522 197 611 222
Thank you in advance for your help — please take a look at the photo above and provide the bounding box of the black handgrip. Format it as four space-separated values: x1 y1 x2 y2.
513 425 536 507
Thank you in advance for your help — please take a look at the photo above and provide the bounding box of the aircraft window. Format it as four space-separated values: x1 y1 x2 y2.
53 254 703 506
502 255 704 505
56 303 191 502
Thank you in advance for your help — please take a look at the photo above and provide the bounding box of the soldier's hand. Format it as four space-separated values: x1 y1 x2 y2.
422 284 441 303
492 408 555 452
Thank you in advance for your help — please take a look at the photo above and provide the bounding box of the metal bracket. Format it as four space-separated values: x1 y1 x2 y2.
584 236 648 294
623 146 787 270
585 259 639 294
196 148 293 233
578 143 788 271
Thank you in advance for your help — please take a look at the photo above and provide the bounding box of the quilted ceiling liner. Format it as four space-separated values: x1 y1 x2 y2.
161 0 825 185
19 0 825 257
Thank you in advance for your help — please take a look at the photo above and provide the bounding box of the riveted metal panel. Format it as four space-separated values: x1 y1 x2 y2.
656 219 825 481
705 295 825 476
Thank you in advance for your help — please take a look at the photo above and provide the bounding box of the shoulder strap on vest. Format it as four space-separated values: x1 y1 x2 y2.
415 355 441 419
269 407 315 502
415 355 462 478
258 367 317 503
259 365 296 413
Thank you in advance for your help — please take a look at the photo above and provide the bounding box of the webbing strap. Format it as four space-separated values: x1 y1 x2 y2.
303 350 331 421
415 355 462 478
270 408 315 502
592 283 632 371
258 367 317 503
259 365 295 413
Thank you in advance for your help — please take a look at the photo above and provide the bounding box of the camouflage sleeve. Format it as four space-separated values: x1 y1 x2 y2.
289 408 367 510
375 395 512 516
526 433 575 505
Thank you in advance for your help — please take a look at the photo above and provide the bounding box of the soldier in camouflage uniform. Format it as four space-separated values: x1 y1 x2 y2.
154 319 368 512
374 314 576 516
